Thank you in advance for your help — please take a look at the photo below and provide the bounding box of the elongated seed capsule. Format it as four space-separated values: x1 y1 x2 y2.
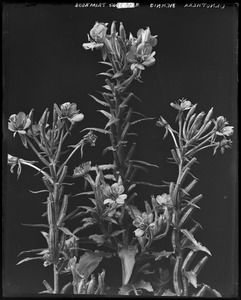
183 157 197 172
49 163 57 181
43 177 54 193
179 207 194 228
175 147 182 160
52 183 59 203
122 108 133 127
196 120 213 140
49 225 55 262
119 22 126 41
47 197 54 226
58 165 68 184
180 179 198 198
58 232 66 252
171 228 178 252
169 182 175 200
43 280 54 293
57 195 68 227
173 256 183 296
182 272 189 296
182 250 196 271
179 167 190 186
171 149 179 164
125 143 136 163
120 122 130 141
193 256 208 275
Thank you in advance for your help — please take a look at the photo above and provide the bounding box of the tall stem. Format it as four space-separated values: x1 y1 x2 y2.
53 264 59 294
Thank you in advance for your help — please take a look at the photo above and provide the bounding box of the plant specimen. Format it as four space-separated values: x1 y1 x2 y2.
7 21 234 297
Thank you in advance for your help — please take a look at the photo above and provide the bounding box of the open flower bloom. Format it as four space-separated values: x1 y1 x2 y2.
83 22 108 51
8 154 38 179
156 193 173 208
133 211 154 237
73 161 92 178
58 102 84 124
215 116 234 137
8 112 31 136
102 178 127 205
126 27 157 71
170 98 192 111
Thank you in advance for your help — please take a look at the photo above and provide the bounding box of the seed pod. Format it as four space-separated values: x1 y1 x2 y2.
173 256 183 296
179 167 190 186
171 149 180 164
125 142 136 163
58 165 68 184
57 195 68 227
47 197 54 226
48 226 55 262
49 163 57 181
43 178 54 193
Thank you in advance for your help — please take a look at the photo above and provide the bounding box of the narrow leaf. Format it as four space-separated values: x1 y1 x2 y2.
17 256 43 265
97 110 111 119
110 229 126 237
21 223 49 228
88 94 109 107
154 251 173 260
130 160 159 168
81 127 110 135
131 117 155 126
59 227 77 238
184 270 197 288
105 117 119 129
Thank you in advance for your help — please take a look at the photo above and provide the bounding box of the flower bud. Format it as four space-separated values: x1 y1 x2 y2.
119 22 126 41
90 22 108 43
110 21 116 36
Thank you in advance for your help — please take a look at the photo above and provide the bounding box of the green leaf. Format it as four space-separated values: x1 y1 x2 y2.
89 234 106 246
105 117 119 129
133 181 163 188
97 72 113 78
21 223 49 228
130 160 159 168
193 256 209 275
153 251 173 260
42 280 54 293
184 270 197 288
72 191 95 197
110 229 126 237
60 282 72 294
73 218 96 234
29 189 49 194
88 94 109 107
98 61 112 66
97 110 111 119
162 289 177 296
181 229 211 255
76 251 105 279
103 146 116 155
59 227 78 238
118 280 153 295
81 127 110 135
131 117 155 126
17 256 43 265
112 71 124 79
18 248 47 257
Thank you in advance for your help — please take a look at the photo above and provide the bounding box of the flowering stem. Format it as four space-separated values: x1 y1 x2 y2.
26 138 50 166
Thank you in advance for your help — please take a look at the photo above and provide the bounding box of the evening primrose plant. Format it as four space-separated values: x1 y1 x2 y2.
7 21 234 296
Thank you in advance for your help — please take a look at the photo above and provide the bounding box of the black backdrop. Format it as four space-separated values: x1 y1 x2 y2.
3 3 238 296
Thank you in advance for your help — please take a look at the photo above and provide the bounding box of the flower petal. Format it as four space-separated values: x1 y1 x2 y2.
103 198 115 205
134 228 145 237
70 113 84 123
23 118 31 129
116 194 127 204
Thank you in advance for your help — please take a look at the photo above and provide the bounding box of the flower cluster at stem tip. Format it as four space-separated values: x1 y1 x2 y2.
83 21 158 75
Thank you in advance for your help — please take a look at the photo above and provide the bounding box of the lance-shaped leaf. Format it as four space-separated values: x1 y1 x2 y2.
153 251 173 261
118 243 138 286
97 109 111 119
130 159 159 168
73 217 96 234
81 127 110 135
59 227 78 239
21 223 49 228
42 280 54 293
97 72 113 78
60 282 72 294
88 94 109 107
17 256 44 265
105 117 119 129
180 229 211 255
162 289 177 296
180 179 198 198
193 255 208 275
118 280 153 295
184 270 197 288
131 117 155 126
76 251 106 280
110 229 126 237
89 234 106 246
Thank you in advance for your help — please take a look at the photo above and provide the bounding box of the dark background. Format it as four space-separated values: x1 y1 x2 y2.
2 3 238 297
